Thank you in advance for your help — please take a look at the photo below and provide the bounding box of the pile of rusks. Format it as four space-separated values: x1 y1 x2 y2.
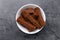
17 7 46 32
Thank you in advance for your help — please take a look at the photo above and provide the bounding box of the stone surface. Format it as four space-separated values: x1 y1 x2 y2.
0 0 60 40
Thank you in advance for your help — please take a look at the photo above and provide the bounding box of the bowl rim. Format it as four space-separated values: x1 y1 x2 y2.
16 4 46 34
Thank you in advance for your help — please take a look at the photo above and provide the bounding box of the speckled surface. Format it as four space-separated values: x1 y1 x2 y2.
0 0 60 40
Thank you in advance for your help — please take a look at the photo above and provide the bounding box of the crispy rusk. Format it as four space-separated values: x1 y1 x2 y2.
17 16 36 32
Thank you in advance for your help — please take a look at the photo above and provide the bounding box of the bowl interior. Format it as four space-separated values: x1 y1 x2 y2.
16 4 46 34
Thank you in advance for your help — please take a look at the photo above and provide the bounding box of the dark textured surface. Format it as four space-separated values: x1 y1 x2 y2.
0 0 60 40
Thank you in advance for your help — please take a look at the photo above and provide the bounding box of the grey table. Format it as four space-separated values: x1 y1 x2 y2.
0 0 60 40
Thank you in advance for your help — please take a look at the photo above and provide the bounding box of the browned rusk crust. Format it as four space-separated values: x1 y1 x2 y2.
17 16 36 32
34 7 45 27
25 8 42 28
21 9 41 29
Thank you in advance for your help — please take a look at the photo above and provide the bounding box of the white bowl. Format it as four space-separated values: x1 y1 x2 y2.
16 4 46 34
